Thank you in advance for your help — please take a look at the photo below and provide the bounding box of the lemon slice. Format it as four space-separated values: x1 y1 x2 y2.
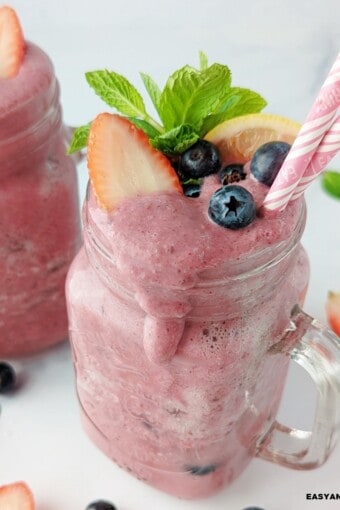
205 113 301 164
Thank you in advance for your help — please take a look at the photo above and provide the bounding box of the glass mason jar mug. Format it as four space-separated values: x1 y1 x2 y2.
66 191 340 500
0 42 82 357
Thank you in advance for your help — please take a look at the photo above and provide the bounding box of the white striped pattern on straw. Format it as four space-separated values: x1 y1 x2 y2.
291 115 340 200
262 52 340 212
281 110 335 160
261 111 338 211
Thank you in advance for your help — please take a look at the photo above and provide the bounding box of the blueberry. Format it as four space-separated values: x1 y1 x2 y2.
185 464 217 476
179 140 221 179
86 501 116 510
242 507 266 510
250 141 291 186
183 183 201 198
0 362 16 393
219 164 246 185
208 185 256 230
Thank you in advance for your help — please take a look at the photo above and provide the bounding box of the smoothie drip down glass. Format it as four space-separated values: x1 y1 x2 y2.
0 41 81 356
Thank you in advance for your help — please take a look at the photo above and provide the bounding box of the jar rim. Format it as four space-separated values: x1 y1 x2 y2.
83 181 307 292
0 42 61 165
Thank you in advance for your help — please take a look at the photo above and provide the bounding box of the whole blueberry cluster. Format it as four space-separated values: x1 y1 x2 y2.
175 139 290 230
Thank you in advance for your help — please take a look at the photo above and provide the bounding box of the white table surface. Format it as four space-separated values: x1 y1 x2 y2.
1 1 340 509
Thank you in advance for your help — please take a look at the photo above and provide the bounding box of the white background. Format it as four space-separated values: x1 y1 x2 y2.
1 1 340 509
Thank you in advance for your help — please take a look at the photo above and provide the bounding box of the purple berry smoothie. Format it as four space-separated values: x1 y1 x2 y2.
0 42 81 357
66 168 309 498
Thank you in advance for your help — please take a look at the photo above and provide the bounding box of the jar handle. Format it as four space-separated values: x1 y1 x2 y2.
256 305 340 469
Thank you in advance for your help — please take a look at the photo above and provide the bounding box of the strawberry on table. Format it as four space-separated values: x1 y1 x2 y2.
0 6 25 79
326 291 340 336
0 481 35 509
87 113 182 211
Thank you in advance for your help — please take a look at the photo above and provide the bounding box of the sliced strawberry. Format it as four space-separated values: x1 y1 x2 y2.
0 6 25 79
0 481 35 509
326 291 340 336
87 114 182 210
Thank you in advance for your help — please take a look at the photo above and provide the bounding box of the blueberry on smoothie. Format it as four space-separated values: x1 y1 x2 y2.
250 141 291 186
208 185 256 229
0 362 16 393
185 464 218 476
86 501 116 510
182 183 201 198
179 139 221 178
219 163 246 185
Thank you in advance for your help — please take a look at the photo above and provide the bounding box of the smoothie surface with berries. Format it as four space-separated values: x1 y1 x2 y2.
86 168 303 290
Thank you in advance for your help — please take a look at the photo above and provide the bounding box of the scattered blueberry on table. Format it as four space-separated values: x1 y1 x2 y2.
242 506 265 510
86 500 117 510
0 362 17 393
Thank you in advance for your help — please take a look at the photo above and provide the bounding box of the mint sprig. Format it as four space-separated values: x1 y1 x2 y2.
322 171 340 199
67 124 91 154
157 63 232 132
68 53 267 156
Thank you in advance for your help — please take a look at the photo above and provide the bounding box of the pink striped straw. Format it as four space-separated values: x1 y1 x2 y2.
262 53 340 212
291 115 340 200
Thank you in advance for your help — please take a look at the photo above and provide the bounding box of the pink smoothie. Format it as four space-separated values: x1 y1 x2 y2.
0 43 81 357
66 169 309 498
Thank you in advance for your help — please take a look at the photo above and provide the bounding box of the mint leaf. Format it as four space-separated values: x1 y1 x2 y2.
158 63 231 131
151 124 199 155
199 51 208 70
86 70 147 118
140 72 161 112
173 130 200 153
201 87 267 134
182 177 203 186
128 117 160 139
67 124 90 154
221 87 267 117
322 171 340 199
